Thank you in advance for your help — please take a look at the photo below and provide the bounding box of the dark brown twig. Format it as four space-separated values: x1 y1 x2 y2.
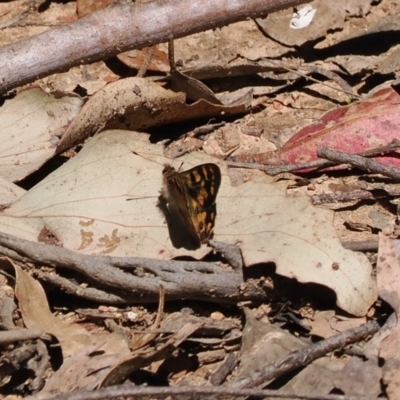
209 352 238 385
300 64 360 99
229 320 380 389
189 121 227 137
341 241 379 252
129 285 166 351
168 35 177 73
318 147 400 181
261 58 360 99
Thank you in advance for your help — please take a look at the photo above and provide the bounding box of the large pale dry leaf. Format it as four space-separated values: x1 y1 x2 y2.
0 88 84 182
0 130 376 315
377 235 400 400
0 177 26 205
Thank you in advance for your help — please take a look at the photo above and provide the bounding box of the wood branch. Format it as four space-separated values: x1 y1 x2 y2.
0 328 44 345
0 0 310 95
0 231 267 304
311 190 373 205
341 241 379 252
32 384 376 400
36 270 136 304
0 342 37 376
318 147 400 181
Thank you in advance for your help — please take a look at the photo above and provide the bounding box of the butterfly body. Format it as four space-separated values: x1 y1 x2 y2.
161 163 221 248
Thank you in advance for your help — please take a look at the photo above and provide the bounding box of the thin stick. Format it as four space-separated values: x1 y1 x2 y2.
318 147 400 181
263 58 361 99
311 190 373 205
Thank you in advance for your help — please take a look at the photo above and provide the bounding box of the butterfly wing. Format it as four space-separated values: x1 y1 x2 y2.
162 164 202 247
180 163 221 243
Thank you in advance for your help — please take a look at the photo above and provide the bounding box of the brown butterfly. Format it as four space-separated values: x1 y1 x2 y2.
161 163 221 248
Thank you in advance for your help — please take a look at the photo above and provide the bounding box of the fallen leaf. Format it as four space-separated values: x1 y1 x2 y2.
0 177 26 205
41 339 127 395
237 309 345 393
333 357 381 397
331 317 366 332
40 63 119 96
0 88 83 182
309 310 336 338
57 77 249 153
76 0 111 17
170 70 222 104
0 130 377 315
10 259 131 394
12 260 128 356
309 311 366 338
161 312 240 336
13 261 97 358
377 234 400 399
